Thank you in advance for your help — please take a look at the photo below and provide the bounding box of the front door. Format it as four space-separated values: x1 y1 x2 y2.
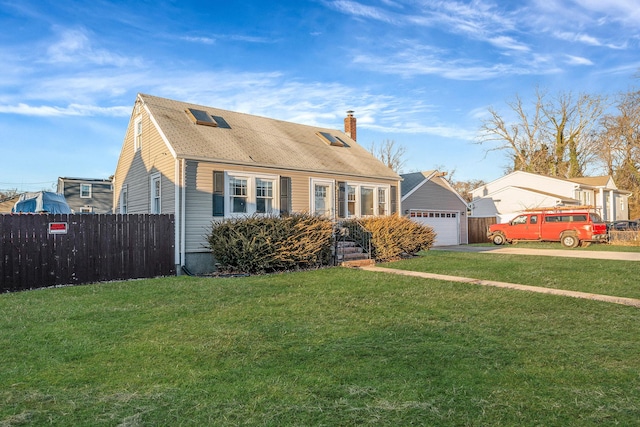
312 180 334 217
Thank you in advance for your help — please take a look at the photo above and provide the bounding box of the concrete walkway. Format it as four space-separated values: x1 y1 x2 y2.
359 265 640 308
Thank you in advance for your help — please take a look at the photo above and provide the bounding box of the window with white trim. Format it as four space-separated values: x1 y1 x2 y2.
226 172 278 216
80 183 92 198
340 182 390 217
347 185 356 216
361 187 374 216
120 185 128 214
256 178 274 213
378 188 387 215
229 177 248 214
134 117 142 152
151 173 161 214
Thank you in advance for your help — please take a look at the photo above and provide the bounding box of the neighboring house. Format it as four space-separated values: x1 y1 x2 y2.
113 93 402 274
401 171 469 246
57 177 113 214
469 171 631 223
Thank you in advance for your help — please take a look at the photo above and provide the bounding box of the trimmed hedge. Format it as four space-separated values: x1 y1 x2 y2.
208 214 334 274
346 216 436 261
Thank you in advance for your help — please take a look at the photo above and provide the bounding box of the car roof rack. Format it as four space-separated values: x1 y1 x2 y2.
522 205 600 213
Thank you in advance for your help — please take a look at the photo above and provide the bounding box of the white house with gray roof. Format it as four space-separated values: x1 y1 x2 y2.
113 94 401 273
470 171 631 223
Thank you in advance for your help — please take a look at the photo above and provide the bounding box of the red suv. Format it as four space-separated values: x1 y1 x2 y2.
487 209 608 248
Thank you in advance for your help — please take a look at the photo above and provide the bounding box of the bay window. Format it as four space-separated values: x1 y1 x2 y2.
339 182 391 218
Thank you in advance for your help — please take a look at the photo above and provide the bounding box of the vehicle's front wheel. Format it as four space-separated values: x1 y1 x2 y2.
491 233 506 245
561 233 579 248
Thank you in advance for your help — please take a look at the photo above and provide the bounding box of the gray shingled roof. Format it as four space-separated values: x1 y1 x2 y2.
140 94 400 180
400 171 435 197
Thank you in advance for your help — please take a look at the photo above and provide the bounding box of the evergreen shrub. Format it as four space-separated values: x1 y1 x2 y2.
347 216 436 261
208 214 334 274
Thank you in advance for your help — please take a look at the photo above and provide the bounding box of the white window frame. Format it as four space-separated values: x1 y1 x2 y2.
80 183 92 198
310 178 335 218
347 184 357 217
150 173 161 214
225 171 279 217
134 117 142 152
80 206 93 213
120 184 128 214
378 187 387 216
341 182 390 218
256 178 275 214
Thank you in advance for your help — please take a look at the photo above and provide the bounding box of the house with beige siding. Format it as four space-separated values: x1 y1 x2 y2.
401 171 469 246
113 94 401 274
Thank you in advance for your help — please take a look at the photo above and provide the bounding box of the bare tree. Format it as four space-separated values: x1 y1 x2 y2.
369 139 407 173
431 165 485 203
478 88 606 178
0 189 18 200
598 89 640 218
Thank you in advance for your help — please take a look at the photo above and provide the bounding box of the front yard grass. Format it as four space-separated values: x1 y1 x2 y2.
383 250 640 299
471 241 640 252
1 267 639 426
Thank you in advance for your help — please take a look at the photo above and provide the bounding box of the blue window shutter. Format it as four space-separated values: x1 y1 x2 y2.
213 171 224 216
337 181 346 218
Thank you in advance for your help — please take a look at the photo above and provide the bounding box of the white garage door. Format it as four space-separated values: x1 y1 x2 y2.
410 210 460 246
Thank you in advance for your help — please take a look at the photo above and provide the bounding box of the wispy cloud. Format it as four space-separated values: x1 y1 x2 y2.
46 27 143 67
181 36 216 44
553 30 627 49
564 55 593 66
181 33 276 45
327 0 397 23
0 103 130 117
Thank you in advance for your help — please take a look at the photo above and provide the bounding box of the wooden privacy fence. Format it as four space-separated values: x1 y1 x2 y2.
468 217 497 244
1 214 175 292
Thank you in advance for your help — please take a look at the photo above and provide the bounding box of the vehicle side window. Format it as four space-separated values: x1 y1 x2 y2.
512 215 527 225
530 215 537 224
544 215 557 223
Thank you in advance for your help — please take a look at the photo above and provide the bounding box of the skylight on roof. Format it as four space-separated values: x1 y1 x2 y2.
186 108 218 127
316 131 348 147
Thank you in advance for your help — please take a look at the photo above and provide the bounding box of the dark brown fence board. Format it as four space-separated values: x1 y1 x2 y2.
0 214 175 292
468 217 497 244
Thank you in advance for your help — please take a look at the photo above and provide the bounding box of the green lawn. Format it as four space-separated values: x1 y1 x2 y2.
1 267 639 426
383 250 640 299
471 241 640 252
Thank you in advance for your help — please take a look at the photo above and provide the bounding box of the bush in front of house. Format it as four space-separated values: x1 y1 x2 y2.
351 216 436 261
208 214 334 274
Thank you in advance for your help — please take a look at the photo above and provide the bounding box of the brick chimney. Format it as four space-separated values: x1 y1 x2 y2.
344 110 356 141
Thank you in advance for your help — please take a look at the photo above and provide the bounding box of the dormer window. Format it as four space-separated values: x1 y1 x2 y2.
316 131 348 147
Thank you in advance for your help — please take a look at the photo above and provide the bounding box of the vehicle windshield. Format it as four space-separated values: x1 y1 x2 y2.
590 213 603 223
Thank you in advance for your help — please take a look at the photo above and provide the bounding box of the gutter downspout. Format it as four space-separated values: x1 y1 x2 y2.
181 159 187 271
174 158 181 269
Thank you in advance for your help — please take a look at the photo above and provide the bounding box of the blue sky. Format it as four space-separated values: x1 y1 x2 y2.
1 0 640 193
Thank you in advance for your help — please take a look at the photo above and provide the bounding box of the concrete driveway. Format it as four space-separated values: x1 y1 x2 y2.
432 245 640 261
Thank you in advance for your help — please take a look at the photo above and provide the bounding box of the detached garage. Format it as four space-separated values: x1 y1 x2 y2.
401 171 469 246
